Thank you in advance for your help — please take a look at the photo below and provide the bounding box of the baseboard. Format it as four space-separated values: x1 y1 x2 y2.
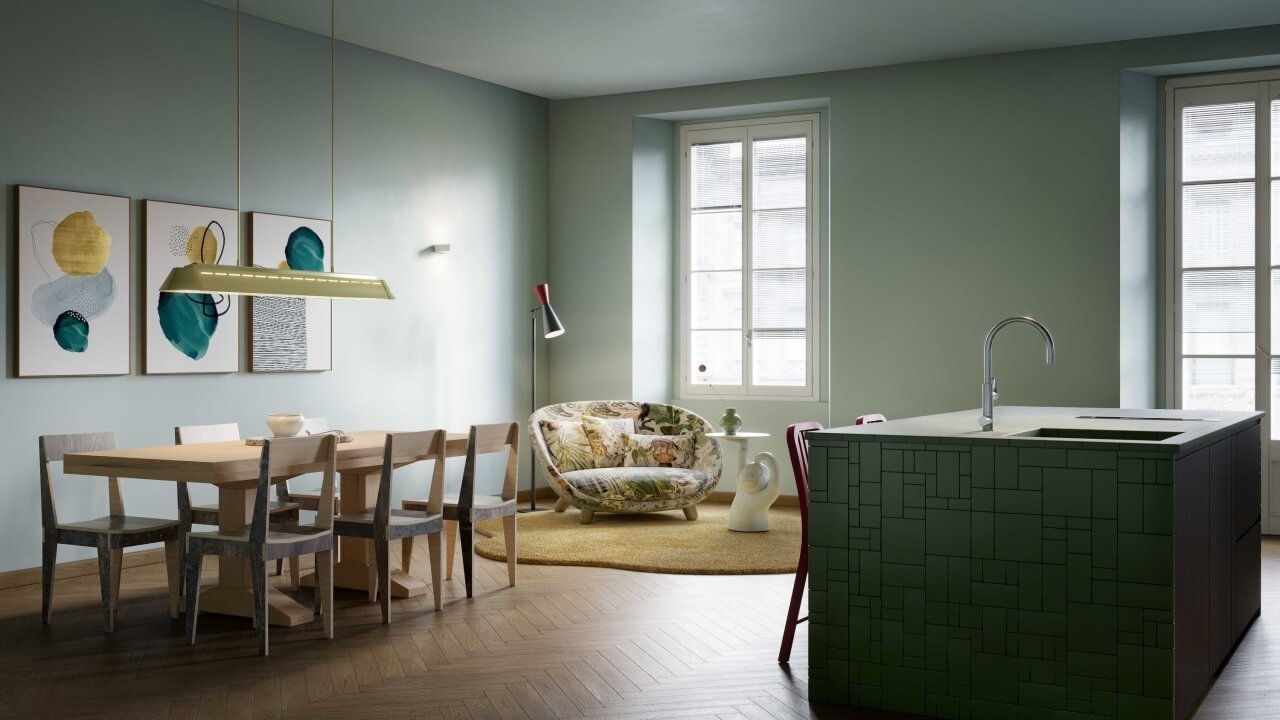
705 490 800 507
0 547 168 591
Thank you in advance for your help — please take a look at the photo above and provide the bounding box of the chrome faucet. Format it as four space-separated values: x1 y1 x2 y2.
981 316 1055 431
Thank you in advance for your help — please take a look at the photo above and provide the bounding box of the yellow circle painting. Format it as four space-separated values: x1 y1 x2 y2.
51 211 111 276
185 225 218 264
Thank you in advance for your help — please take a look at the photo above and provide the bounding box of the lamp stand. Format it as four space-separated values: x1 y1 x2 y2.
521 308 543 513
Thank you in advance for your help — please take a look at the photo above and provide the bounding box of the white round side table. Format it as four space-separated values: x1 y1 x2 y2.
707 431 781 532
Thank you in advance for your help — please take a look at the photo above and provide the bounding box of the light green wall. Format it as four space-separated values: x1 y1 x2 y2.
0 0 548 572
548 24 1280 495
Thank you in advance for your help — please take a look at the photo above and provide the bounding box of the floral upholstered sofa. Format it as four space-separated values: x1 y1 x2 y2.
529 401 723 524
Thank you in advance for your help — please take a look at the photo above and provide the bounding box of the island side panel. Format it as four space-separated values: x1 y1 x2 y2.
808 434 1178 719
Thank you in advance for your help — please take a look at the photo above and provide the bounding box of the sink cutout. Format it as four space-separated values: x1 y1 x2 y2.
1009 427 1182 441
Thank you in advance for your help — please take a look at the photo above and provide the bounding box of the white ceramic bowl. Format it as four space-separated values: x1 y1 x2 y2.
266 413 306 437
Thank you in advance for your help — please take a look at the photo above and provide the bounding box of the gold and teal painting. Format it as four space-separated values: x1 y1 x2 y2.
249 212 332 372
144 201 240 374
17 186 130 377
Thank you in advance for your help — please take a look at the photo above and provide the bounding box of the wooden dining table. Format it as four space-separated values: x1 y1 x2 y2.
64 430 468 627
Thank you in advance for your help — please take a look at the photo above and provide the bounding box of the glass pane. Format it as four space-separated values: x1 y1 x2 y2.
690 271 741 329
1182 102 1254 183
1183 358 1254 412
691 142 742 211
691 210 741 271
1272 358 1280 439
753 269 806 329
1182 269 1254 355
691 331 741 385
753 136 806 210
1273 182 1280 262
1272 99 1279 177
754 207 806 269
1273 271 1280 355
753 330 806 386
1182 182 1254 268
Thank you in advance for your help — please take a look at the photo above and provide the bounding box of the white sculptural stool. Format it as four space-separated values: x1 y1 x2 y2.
709 432 781 532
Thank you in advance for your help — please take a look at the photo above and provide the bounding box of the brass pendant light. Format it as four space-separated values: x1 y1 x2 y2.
160 0 393 301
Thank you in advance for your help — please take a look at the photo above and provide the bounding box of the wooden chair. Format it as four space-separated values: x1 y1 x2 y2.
184 434 338 656
40 432 181 632
277 417 341 516
404 422 518 598
779 421 821 663
175 423 302 589
335 431 446 622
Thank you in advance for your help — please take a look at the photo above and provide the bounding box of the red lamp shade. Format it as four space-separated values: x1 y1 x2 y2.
533 283 564 338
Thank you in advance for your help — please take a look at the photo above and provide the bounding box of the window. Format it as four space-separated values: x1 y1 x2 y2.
1166 70 1279 434
679 114 819 399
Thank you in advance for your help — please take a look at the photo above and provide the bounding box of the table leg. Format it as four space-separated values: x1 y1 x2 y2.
301 471 428 598
196 486 314 627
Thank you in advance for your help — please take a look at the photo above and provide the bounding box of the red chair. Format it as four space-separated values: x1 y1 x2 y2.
780 414 887 664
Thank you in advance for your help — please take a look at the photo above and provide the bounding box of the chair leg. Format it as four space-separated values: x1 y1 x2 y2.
375 538 391 624
366 540 377 603
184 542 203 644
41 536 57 624
178 518 191 597
288 557 301 592
502 514 517 587
317 549 334 639
164 538 181 620
444 520 457 580
579 508 595 525
275 558 284 577
683 505 698 521
779 553 808 663
554 496 569 513
110 547 123 610
251 555 269 656
400 537 414 574
96 540 114 633
460 521 474 599
426 532 442 611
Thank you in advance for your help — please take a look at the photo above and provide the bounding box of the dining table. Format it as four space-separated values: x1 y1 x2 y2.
64 430 468 627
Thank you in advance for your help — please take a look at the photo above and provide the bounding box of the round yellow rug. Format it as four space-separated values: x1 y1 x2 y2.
474 504 800 575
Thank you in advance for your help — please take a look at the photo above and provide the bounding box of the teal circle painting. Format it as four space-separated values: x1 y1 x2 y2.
285 226 325 271
53 310 89 352
158 292 218 360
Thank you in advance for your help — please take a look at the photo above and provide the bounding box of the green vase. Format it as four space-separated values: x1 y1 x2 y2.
719 407 742 435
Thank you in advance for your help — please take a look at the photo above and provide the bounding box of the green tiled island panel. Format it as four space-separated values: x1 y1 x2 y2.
806 408 1262 720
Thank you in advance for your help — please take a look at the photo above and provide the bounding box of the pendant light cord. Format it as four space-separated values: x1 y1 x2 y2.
235 0 240 229
331 0 336 237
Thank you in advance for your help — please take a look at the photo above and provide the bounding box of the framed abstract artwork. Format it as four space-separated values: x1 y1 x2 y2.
249 212 332 372
143 201 240 374
17 185 130 377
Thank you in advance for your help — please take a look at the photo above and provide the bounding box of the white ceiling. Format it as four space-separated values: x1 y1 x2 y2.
211 0 1280 99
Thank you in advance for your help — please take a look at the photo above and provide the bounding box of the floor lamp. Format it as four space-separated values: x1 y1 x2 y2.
523 282 564 513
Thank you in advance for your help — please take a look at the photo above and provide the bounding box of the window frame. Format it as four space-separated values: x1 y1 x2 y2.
1163 69 1279 415
677 113 821 401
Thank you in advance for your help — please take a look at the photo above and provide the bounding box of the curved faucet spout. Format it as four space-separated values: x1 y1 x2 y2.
981 316 1055 432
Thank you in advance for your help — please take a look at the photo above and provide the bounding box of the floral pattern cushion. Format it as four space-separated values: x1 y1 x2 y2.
541 417 633 471
622 432 694 468
560 467 711 507
582 416 627 467
530 401 723 514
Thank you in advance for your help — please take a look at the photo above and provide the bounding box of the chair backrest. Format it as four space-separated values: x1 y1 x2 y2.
460 422 520 507
39 432 118 531
855 414 887 425
255 434 338 541
176 422 241 445
374 430 448 524
785 422 824 545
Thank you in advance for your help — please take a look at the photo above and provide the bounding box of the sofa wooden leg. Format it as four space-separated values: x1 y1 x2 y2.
554 497 570 513
579 508 595 525
683 505 699 521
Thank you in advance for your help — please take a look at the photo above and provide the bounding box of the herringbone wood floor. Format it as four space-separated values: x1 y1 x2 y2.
4 533 1278 720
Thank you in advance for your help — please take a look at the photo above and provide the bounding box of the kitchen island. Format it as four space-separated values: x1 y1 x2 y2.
806 407 1262 720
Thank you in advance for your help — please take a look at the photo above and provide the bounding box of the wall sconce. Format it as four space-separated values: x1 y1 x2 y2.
421 243 452 255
